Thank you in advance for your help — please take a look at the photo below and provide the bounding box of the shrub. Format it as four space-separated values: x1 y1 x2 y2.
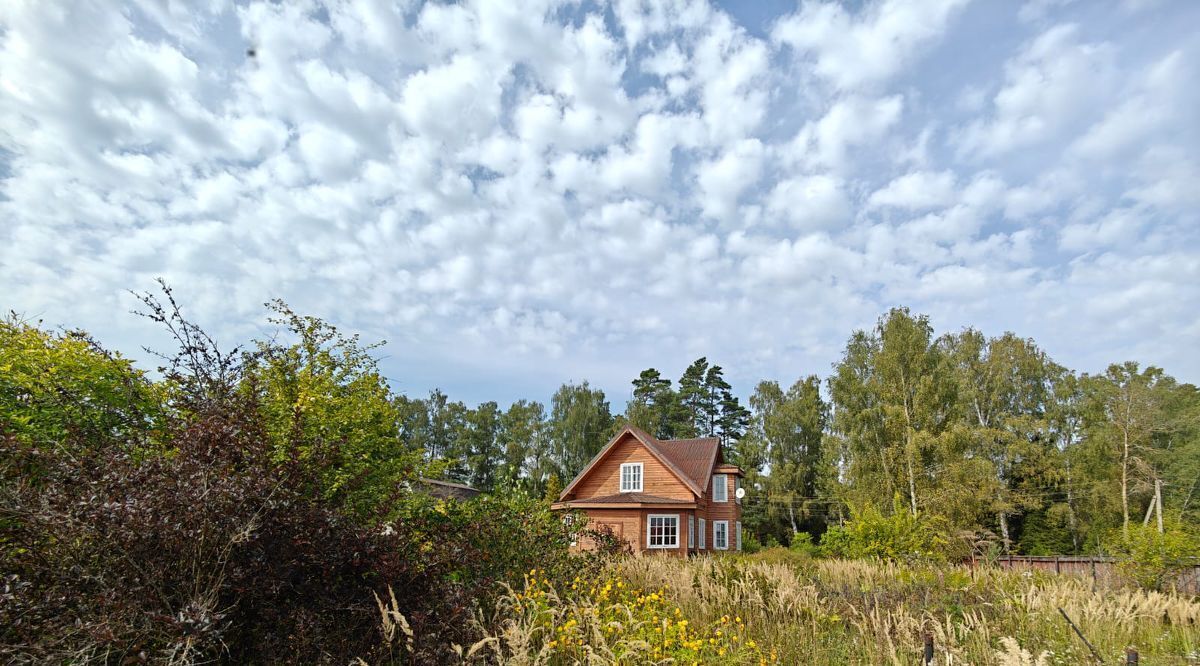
1105 521 1200 591
819 498 954 562
0 292 590 664
0 408 591 664
787 531 819 557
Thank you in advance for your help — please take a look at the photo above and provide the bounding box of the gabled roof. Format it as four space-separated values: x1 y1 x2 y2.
559 425 728 501
655 436 722 489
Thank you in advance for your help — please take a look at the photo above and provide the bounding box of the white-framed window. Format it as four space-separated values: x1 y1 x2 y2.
712 473 728 502
736 521 742 551
647 514 680 549
688 515 695 548
735 477 742 504
698 518 706 549
620 462 643 492
564 513 578 547
714 520 729 550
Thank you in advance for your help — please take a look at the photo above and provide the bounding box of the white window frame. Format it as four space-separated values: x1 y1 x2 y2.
735 477 742 505
736 521 742 551
712 474 728 502
714 520 729 550
619 462 643 492
698 518 706 549
647 514 680 549
564 513 578 547
688 514 695 549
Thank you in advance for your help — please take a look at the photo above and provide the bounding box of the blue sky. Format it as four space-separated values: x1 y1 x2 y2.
2 0 1198 407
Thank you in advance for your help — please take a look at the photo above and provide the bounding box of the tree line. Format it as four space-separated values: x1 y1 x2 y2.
398 307 1199 556
3 291 1196 556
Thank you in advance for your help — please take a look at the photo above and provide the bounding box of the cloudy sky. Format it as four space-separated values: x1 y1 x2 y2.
2 0 1198 406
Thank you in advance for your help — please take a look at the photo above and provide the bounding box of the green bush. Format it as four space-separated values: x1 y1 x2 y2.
819 498 953 562
788 531 820 557
1106 521 1200 591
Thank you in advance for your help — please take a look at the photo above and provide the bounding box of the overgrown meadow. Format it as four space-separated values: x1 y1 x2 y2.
476 553 1199 665
2 287 1198 664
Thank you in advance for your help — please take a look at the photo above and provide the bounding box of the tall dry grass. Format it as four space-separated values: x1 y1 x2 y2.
465 552 1198 664
603 552 1199 665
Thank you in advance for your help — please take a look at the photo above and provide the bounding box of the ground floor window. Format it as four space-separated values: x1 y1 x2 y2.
714 520 729 550
648 514 680 548
736 521 742 551
688 515 695 548
699 518 706 549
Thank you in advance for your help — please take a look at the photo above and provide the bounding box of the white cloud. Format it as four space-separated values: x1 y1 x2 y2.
956 24 1116 158
867 170 957 211
1 0 1197 403
697 138 764 221
772 0 970 90
782 95 904 170
766 175 851 231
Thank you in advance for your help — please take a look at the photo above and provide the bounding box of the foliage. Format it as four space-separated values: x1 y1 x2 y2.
242 299 420 517
626 359 751 445
478 569 777 664
548 381 613 480
0 314 159 450
786 531 819 557
0 290 594 664
819 498 955 562
1105 521 1200 591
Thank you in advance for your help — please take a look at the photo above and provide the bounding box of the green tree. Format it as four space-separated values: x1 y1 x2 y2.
829 308 956 518
0 315 159 449
947 329 1061 552
548 381 613 479
243 300 419 516
677 358 709 438
753 377 829 536
458 401 501 490
1084 363 1174 535
627 368 678 439
496 399 547 491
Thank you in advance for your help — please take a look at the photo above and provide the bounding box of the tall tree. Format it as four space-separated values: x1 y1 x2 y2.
458 401 501 491
549 381 613 479
627 368 678 439
754 377 829 535
497 399 547 491
677 358 709 438
947 329 1060 552
829 308 956 517
670 359 750 442
1084 363 1175 535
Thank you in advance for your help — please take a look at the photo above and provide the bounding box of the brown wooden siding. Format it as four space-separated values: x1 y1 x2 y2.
577 508 642 552
698 473 741 551
570 433 693 501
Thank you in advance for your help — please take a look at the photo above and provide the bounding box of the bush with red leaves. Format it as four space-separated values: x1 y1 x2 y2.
0 285 595 664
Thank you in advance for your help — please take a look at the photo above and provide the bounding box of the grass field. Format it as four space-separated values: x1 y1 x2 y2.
474 550 1200 665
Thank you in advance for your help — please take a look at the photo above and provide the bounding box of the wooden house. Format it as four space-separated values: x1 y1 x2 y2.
551 425 744 555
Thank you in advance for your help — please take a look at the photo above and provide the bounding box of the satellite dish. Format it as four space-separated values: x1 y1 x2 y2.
735 487 746 499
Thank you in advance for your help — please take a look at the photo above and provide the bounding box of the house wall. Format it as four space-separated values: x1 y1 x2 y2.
570 433 693 500
697 473 741 552
578 508 694 556
578 508 642 552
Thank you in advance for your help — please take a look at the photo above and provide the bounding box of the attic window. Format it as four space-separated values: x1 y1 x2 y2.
620 463 643 492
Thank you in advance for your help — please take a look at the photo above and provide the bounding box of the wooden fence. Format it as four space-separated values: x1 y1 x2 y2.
981 555 1200 594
